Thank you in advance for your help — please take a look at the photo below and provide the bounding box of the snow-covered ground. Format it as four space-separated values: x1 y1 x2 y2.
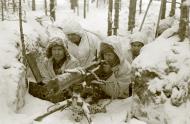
0 0 189 124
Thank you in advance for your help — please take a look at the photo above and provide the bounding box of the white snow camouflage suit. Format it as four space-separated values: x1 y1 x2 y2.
55 20 102 67
99 36 132 98
27 37 80 83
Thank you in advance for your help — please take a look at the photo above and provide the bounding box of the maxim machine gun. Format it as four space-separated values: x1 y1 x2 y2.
26 52 110 123
26 51 110 103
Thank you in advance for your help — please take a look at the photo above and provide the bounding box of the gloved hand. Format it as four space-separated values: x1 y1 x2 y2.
85 60 106 71
37 82 45 86
46 78 59 93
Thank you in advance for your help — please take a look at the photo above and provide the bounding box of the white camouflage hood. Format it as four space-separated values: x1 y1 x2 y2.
46 37 70 59
100 36 125 64
54 19 84 37
130 31 148 45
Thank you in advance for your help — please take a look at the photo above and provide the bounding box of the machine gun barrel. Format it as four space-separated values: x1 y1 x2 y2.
34 103 69 121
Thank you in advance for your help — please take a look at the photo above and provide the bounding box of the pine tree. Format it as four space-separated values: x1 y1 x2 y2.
161 0 166 19
50 0 56 21
113 0 120 35
128 0 137 32
32 0 36 11
107 0 113 36
178 0 189 41
169 0 176 17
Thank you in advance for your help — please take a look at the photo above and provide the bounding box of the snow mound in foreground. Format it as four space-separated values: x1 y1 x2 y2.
132 25 190 123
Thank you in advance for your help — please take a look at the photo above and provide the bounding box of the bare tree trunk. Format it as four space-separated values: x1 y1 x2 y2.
128 0 137 32
70 0 73 9
96 0 98 8
169 0 176 17
32 0 36 11
77 3 79 16
70 0 78 12
119 0 121 10
155 0 165 37
84 0 86 18
178 0 188 41
187 8 190 40
87 0 89 12
113 0 120 35
19 0 26 64
3 0 6 10
107 0 113 36
139 0 142 14
44 0 47 15
161 0 166 19
50 0 56 21
12 0 16 13
1 0 4 21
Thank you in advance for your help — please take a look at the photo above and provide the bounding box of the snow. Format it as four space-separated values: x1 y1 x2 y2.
183 0 190 6
132 26 190 123
0 0 188 124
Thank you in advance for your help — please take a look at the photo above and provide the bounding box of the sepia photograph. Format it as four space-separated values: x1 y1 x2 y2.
0 0 190 124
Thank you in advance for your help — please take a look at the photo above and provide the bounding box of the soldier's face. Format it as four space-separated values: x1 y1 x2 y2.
67 33 81 45
131 41 144 57
103 52 119 67
52 45 65 62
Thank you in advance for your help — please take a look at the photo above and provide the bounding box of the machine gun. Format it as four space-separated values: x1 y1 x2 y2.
44 60 109 99
26 50 107 103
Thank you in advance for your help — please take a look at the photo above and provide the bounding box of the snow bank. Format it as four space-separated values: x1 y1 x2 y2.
132 25 190 123
0 13 51 123
0 21 27 123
